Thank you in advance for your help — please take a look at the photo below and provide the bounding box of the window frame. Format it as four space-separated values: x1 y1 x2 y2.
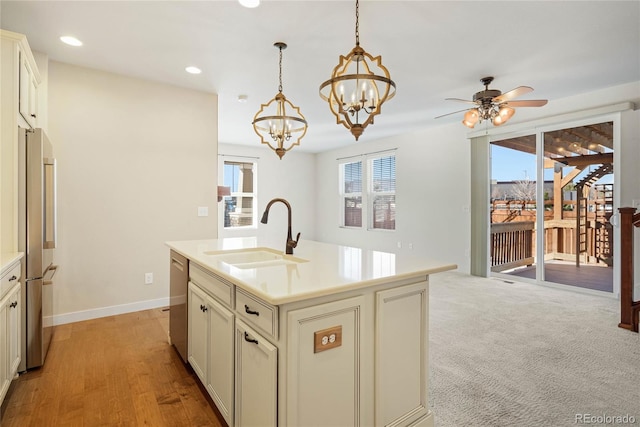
339 160 363 229
338 150 396 231
368 154 396 231
220 156 258 230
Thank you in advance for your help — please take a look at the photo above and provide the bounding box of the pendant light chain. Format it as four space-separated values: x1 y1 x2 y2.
278 45 283 93
355 0 360 46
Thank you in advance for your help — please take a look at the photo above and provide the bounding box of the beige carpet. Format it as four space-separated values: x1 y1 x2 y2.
428 272 640 427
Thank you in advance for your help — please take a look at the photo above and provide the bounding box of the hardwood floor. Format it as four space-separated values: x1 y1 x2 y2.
1 308 224 426
506 262 613 292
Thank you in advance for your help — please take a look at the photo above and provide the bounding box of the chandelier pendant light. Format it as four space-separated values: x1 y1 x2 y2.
319 0 396 141
253 42 308 159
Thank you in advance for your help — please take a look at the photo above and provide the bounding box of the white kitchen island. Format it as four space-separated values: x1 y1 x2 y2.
166 237 456 427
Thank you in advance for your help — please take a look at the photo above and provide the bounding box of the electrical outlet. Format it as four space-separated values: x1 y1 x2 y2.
314 325 342 353
633 200 640 209
145 273 153 285
197 206 209 217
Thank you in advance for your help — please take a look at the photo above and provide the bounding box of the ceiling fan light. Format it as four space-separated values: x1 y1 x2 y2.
462 109 479 128
493 106 515 126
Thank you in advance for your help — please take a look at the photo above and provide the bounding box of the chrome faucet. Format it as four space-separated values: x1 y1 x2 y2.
260 198 300 255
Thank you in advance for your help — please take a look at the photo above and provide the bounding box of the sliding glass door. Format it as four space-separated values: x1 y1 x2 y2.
490 121 615 293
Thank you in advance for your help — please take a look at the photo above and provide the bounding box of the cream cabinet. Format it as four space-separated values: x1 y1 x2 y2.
188 269 235 426
235 319 277 427
187 282 208 383
286 296 366 426
177 253 435 427
207 294 235 424
1 30 41 254
0 260 22 408
18 50 38 128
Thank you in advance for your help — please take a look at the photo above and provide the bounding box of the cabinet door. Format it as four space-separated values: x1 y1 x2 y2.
375 281 429 426
235 320 277 427
188 282 208 384
0 294 10 403
286 295 367 426
207 297 234 426
7 284 21 377
18 51 36 128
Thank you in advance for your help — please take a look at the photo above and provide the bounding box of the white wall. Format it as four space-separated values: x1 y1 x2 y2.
48 62 218 323
315 123 471 273
217 143 316 247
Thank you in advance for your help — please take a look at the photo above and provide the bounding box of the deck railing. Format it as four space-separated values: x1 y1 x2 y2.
618 207 640 332
490 221 535 272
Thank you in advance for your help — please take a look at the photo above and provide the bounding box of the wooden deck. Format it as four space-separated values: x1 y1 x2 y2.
505 262 613 293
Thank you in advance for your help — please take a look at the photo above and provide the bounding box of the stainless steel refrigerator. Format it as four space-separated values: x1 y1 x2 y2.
18 127 57 371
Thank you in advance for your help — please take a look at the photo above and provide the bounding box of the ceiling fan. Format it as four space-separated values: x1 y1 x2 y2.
436 76 548 128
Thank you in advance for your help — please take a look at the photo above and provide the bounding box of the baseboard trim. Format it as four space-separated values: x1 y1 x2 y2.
49 297 170 326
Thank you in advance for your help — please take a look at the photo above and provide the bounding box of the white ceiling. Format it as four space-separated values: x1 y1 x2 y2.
2 1 639 153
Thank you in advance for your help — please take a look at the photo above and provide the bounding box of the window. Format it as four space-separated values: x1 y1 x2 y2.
222 160 257 228
370 155 396 230
339 151 396 230
341 161 363 227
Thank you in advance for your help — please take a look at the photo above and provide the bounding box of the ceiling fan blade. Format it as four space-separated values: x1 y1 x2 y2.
493 86 533 103
505 99 548 107
445 97 477 105
435 108 472 119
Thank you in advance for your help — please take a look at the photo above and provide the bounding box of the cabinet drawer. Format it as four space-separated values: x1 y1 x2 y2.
236 288 278 339
1 262 21 300
190 263 234 307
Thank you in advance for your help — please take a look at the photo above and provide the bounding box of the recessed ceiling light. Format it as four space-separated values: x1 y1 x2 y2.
237 95 248 103
60 36 83 47
185 66 202 74
239 0 260 8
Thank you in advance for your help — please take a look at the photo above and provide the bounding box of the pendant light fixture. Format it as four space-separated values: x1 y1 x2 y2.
252 42 308 159
319 0 396 141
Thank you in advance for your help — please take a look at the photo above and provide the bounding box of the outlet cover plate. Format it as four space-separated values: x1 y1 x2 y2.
314 325 342 353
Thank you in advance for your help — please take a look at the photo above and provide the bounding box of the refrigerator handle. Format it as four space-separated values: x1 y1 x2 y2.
43 157 57 249
43 264 58 285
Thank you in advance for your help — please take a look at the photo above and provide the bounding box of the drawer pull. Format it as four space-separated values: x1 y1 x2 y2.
244 305 260 316
9 275 17 282
10 301 18 308
244 332 258 345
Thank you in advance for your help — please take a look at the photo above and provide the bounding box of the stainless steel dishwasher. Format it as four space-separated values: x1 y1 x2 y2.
169 250 188 363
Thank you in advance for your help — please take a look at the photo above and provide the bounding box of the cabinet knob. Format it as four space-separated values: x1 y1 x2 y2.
9 275 17 282
200 304 208 312
244 331 259 345
244 304 260 316
10 301 18 308
31 114 36 118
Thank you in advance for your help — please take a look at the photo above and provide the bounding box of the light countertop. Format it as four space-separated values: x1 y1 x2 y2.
166 238 456 305
1 252 24 277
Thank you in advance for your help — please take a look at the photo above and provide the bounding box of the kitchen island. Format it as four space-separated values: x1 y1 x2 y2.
166 237 456 427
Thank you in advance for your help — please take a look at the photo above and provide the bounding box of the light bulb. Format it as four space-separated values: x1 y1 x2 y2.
462 109 479 129
238 0 260 8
